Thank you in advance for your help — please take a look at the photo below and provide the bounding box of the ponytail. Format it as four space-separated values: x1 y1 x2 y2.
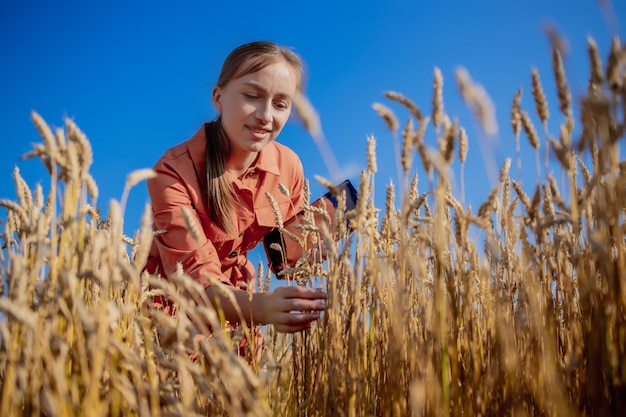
204 120 237 234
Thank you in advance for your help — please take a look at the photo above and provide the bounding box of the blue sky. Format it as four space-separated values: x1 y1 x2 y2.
1 1 624 269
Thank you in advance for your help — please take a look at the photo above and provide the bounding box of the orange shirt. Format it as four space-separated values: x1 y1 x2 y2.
146 123 304 290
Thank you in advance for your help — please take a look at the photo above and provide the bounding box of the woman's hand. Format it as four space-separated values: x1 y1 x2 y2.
258 286 327 333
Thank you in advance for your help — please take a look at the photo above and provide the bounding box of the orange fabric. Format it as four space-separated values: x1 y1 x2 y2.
146 122 304 290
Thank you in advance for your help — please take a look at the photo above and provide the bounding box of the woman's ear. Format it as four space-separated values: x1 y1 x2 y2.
212 86 222 113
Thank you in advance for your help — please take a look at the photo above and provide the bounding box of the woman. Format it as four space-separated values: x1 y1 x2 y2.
146 41 326 336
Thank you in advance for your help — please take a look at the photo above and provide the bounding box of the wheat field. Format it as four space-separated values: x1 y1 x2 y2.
1 32 625 416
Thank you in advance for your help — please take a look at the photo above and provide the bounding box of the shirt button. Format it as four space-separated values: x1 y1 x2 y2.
228 251 238 258
239 232 244 237
246 170 255 178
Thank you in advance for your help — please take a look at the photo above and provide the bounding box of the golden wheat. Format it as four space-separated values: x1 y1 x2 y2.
2 28 626 417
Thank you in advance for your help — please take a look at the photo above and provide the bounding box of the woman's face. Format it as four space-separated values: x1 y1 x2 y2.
212 60 299 162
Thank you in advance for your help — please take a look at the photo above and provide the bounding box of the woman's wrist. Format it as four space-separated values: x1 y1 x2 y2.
250 291 269 325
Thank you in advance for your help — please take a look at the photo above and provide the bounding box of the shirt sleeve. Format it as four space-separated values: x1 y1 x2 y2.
147 159 230 288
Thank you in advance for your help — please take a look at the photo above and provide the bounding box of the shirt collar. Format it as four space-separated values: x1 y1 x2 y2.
187 124 209 185
253 141 281 176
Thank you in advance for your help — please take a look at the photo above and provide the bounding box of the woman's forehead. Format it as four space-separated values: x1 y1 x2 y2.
233 56 301 88
231 62 299 95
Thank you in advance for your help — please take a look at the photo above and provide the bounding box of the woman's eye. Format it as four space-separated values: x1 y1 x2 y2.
243 93 258 99
274 101 289 110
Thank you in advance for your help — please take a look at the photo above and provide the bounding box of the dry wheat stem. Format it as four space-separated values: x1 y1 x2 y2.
455 67 498 136
385 90 424 122
366 135 378 174
432 67 444 132
401 118 415 178
587 36 604 92
459 127 468 203
372 102 399 132
531 68 550 127
552 48 572 117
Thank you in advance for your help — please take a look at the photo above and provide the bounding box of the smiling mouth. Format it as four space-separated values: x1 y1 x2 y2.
248 126 271 137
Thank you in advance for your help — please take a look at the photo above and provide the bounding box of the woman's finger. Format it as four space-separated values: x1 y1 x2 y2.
274 323 312 333
285 298 326 312
277 311 321 325
275 285 327 300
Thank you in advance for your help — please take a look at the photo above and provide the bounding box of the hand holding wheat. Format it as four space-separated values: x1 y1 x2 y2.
256 286 327 333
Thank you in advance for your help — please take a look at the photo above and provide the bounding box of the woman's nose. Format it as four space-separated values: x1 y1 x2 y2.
255 101 272 122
